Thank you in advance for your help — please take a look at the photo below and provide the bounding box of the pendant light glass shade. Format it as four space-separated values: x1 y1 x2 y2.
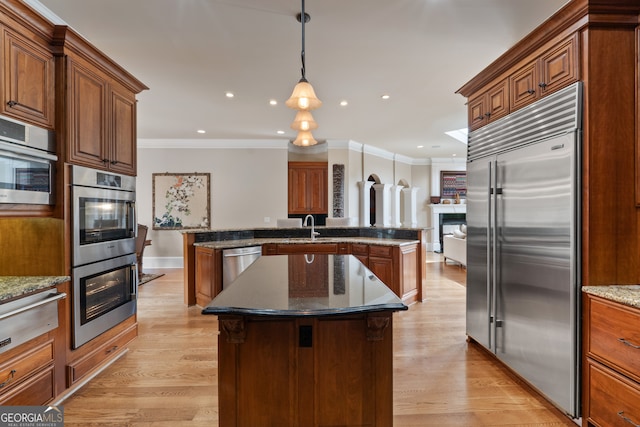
292 130 318 146
285 79 322 111
290 110 318 131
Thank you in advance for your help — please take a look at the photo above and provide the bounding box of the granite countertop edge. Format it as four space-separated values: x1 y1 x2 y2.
582 285 640 310
194 237 420 250
0 276 70 304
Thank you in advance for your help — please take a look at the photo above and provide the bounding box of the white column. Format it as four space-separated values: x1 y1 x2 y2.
358 181 374 227
373 183 391 227
401 187 419 228
390 185 404 228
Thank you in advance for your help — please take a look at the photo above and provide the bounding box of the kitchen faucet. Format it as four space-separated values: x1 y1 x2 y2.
303 214 320 241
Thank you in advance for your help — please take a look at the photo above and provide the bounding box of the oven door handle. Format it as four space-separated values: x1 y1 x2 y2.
128 201 137 238
131 263 139 299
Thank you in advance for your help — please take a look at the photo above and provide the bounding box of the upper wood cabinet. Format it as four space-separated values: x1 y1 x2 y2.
288 162 328 214
64 55 137 175
1 25 54 128
468 78 509 131
510 34 577 111
53 26 147 176
465 34 578 131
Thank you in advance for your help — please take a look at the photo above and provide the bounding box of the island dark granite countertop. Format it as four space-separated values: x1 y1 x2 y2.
194 236 419 250
582 285 640 310
202 254 407 317
0 276 70 304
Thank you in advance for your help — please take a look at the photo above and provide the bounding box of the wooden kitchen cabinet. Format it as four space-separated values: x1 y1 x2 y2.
1 25 55 128
66 320 137 386
195 246 223 307
63 55 137 175
510 34 577 112
288 162 328 214
583 293 640 427
0 334 55 406
217 312 394 427
467 78 509 131
54 26 147 176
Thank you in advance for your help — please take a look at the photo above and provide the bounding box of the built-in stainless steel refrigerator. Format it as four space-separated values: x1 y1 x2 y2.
466 82 581 418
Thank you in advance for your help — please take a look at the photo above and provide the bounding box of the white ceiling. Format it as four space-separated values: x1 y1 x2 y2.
37 0 568 161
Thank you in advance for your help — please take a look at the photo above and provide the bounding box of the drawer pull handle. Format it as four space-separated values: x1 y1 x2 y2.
618 338 640 349
618 411 640 426
0 370 16 389
106 345 118 354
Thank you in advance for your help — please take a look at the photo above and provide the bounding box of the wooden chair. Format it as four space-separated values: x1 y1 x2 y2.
135 224 150 281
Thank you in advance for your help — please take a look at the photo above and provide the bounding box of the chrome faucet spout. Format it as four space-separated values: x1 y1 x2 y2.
303 214 320 241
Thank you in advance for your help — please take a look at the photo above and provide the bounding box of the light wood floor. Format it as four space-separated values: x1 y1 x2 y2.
60 254 579 426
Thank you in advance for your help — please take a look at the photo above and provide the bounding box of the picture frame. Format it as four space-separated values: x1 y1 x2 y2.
440 171 466 199
152 172 210 230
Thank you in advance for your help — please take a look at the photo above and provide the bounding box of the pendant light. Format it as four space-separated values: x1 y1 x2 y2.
290 110 318 132
292 130 318 147
287 0 321 147
286 0 322 111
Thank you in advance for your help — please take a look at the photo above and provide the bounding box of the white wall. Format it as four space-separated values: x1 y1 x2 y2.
137 139 462 267
137 139 288 266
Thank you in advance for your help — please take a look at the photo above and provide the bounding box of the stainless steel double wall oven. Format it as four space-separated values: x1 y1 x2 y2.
71 165 138 348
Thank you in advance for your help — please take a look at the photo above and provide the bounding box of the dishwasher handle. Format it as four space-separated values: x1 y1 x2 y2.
0 292 66 322
224 250 262 258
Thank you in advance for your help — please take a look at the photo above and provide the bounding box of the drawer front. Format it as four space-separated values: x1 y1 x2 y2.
276 243 338 254
369 245 392 258
587 360 640 427
0 366 55 406
68 323 137 385
351 244 368 256
0 339 54 393
588 296 640 380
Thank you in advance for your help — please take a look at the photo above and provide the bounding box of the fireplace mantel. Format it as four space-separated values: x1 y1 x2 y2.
428 204 466 251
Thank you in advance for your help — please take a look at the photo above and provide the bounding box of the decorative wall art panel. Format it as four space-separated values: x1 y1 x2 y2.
152 173 210 230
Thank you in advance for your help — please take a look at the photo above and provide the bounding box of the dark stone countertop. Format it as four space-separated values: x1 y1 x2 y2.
194 236 419 250
0 276 70 304
202 254 407 317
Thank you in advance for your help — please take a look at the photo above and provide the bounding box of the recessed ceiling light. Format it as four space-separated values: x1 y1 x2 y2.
197 130 206 134
225 92 234 98
452 153 457 157
276 130 285 135
381 94 390 100
417 145 424 148
269 99 278 106
340 100 348 106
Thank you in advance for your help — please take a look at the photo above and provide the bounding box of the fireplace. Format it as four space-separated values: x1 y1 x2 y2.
428 204 467 252
436 213 466 253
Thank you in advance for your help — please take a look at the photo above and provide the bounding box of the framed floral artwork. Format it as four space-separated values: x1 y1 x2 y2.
152 173 210 230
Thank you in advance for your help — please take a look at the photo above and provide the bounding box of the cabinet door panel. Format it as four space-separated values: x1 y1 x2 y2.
539 35 577 95
468 94 486 130
510 61 537 110
110 86 136 174
68 60 107 168
487 79 508 122
3 28 54 127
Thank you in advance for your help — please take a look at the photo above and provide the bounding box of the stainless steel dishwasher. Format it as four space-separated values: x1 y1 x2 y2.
222 246 262 288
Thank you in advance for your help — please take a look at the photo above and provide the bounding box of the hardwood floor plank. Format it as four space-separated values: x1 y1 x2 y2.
60 256 577 426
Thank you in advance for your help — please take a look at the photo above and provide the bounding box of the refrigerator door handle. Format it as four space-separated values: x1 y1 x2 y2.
491 159 500 353
486 161 493 339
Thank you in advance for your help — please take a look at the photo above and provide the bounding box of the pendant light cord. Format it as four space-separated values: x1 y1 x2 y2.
300 0 307 81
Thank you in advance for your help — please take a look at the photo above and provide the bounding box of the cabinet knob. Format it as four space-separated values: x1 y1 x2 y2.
538 82 547 89
6 100 18 107
475 115 484 121
102 159 109 164
484 112 491 118
527 89 535 95
110 160 119 165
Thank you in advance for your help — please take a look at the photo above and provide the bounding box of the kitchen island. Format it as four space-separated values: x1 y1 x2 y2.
182 226 429 306
203 253 407 427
